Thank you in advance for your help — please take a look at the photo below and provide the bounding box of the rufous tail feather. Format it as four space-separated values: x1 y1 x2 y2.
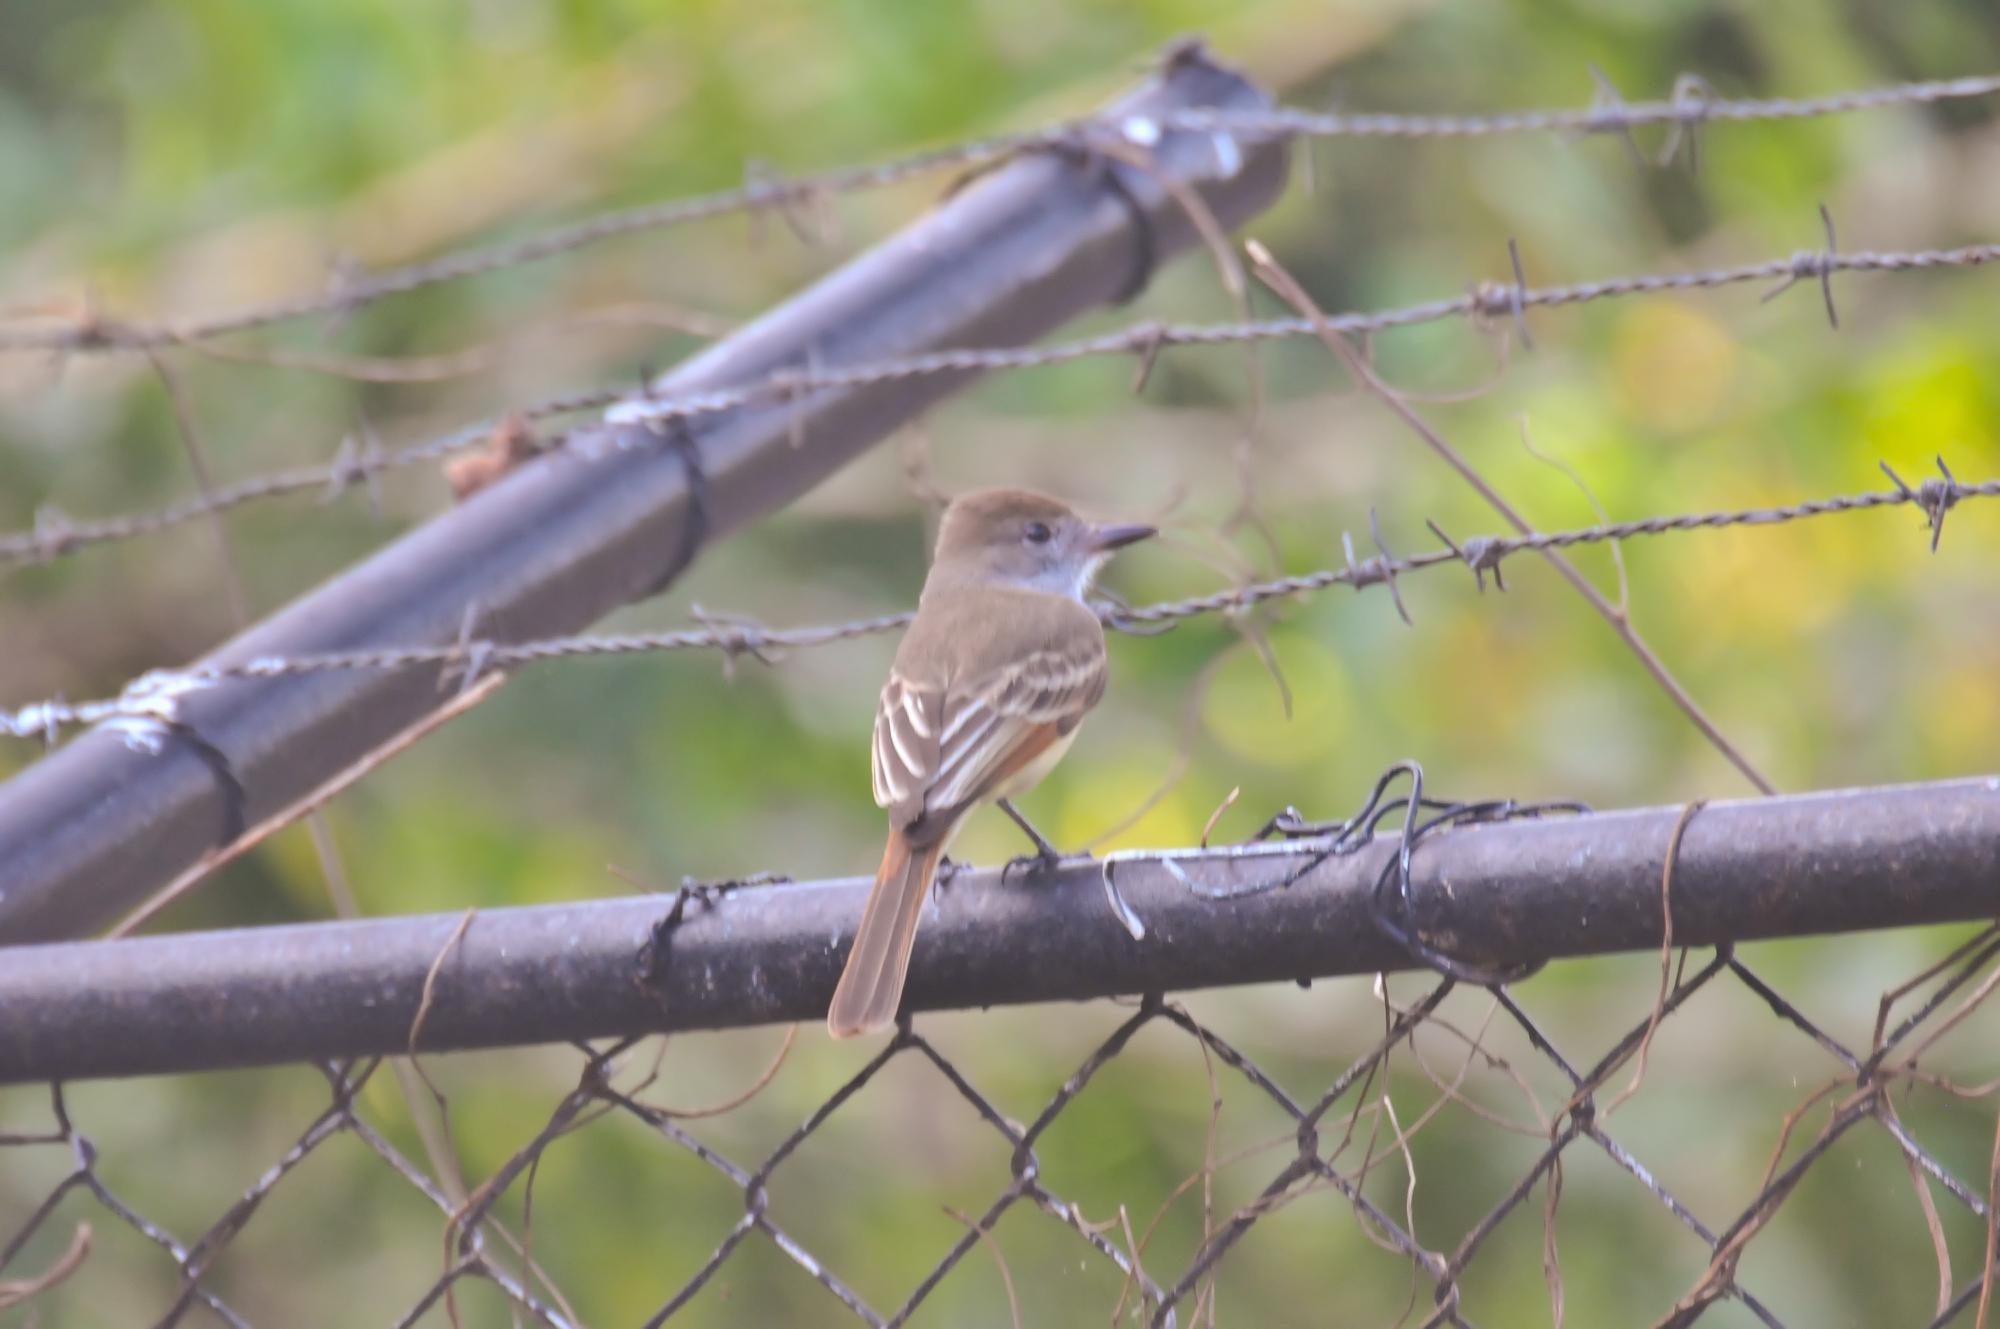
827 830 946 1038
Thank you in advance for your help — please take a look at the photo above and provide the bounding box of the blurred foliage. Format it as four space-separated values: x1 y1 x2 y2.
3 0 1999 1325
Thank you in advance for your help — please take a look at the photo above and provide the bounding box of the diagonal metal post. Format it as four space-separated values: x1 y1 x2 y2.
0 40 1290 941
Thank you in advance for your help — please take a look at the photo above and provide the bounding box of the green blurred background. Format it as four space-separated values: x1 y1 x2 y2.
3 1 1998 1324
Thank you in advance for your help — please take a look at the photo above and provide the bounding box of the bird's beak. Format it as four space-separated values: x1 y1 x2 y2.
1084 521 1157 553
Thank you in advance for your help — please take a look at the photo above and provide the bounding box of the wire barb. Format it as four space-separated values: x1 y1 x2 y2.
1879 456 1965 552
1506 238 1534 349
1367 507 1413 626
1760 203 1842 327
1425 520 1509 592
1658 73 1716 171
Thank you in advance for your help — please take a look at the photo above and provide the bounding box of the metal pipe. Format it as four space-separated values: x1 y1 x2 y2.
0 40 1292 942
2 777 1994 1083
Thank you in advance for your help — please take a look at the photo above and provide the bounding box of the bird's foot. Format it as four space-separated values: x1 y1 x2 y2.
1002 845 1079 885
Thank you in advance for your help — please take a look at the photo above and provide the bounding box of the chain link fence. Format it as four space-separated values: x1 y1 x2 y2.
3 33 1999 1329
4 911 1996 1326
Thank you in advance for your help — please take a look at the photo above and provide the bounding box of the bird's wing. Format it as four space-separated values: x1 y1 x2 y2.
872 593 1107 833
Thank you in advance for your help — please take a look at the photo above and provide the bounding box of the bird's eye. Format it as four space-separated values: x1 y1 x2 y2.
1023 521 1053 545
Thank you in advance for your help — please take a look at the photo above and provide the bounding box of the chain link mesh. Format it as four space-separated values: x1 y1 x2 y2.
5 916 1995 1326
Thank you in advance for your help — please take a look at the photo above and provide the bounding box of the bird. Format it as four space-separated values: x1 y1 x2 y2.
826 487 1155 1038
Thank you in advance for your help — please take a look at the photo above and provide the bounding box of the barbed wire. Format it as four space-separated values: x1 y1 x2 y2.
0 71 1991 358
1175 71 2000 140
3 462 1983 744
4 237 1995 573
4 54 1998 1329
0 387 622 570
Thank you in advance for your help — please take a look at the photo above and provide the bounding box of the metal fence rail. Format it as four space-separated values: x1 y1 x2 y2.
0 776 1995 1082
3 38 1999 1329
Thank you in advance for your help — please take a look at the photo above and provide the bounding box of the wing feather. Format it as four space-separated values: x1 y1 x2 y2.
872 679 920 807
888 704 925 773
902 688 937 738
872 589 1109 831
922 647 1105 816
925 703 1008 810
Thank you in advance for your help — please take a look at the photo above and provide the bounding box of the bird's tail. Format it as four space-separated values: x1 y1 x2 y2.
827 829 946 1038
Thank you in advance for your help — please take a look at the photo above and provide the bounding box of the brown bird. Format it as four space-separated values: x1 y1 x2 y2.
826 488 1155 1038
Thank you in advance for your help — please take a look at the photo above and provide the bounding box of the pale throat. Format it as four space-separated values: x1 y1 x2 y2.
931 554 1107 602
960 552 1104 600
1032 555 1104 600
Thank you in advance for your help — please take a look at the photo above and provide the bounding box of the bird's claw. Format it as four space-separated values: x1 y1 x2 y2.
1001 847 1071 885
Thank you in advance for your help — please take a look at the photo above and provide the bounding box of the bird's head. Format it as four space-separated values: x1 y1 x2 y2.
930 487 1154 600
